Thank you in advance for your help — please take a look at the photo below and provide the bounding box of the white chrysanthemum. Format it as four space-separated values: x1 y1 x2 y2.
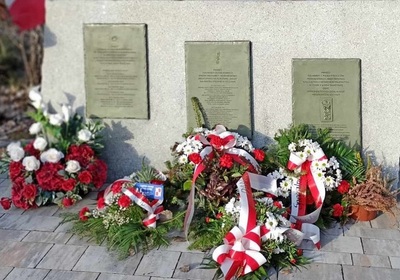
29 122 42 135
178 155 188 164
288 142 297 152
193 127 204 133
22 156 40 171
271 170 283 180
279 188 290 198
273 247 285 254
296 151 307 161
183 145 194 155
280 179 292 191
40 148 64 163
33 137 47 151
256 197 273 205
265 213 278 230
78 129 92 142
315 170 325 181
319 159 328 171
329 156 340 169
191 140 203 150
312 160 321 170
65 160 81 173
324 176 335 190
304 145 313 155
49 113 63 126
175 143 185 153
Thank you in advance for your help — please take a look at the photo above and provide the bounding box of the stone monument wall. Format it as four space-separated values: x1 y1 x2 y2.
42 0 400 185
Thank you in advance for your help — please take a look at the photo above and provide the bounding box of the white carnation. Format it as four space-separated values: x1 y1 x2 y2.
22 156 41 171
65 160 81 173
78 129 92 142
40 148 64 163
33 137 47 151
61 104 72 122
29 122 42 135
49 114 63 126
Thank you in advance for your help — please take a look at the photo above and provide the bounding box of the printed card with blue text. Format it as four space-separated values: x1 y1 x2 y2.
135 183 164 200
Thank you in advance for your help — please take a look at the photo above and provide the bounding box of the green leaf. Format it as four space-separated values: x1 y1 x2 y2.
183 180 192 191
35 195 43 206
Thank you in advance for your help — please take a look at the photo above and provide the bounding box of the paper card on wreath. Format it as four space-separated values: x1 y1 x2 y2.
135 183 164 200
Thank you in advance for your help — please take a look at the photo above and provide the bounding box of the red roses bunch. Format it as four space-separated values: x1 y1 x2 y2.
0 88 107 210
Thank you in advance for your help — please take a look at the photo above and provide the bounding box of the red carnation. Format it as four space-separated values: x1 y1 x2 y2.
97 197 106 209
332 203 344 217
87 159 108 188
12 197 29 210
50 177 64 192
62 197 74 208
209 135 224 149
290 259 297 264
22 184 37 200
205 217 211 223
216 212 223 219
297 249 303 256
337 180 350 194
61 178 76 192
273 201 283 209
253 149 265 162
188 153 202 164
79 207 90 221
219 154 234 169
118 195 131 208
9 161 23 180
0 197 12 210
111 182 123 194
24 142 40 158
78 170 92 185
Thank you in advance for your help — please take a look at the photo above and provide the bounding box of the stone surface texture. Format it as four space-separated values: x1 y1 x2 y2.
0 179 400 279
42 0 400 184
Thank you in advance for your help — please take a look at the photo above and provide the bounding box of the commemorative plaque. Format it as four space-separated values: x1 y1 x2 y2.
292 58 361 146
185 41 252 138
84 24 149 119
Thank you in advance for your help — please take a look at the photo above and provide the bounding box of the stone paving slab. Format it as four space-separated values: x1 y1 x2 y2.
370 213 399 229
43 270 99 280
173 252 216 280
303 250 352 265
389 256 400 269
4 267 49 280
301 235 363 254
342 265 400 280
0 214 62 231
97 274 150 280
345 226 400 240
22 231 72 244
135 250 180 278
37 244 87 270
0 267 12 279
0 229 29 241
0 241 53 268
73 246 142 275
362 238 400 257
351 253 391 268
278 263 343 280
66 234 102 246
23 206 59 217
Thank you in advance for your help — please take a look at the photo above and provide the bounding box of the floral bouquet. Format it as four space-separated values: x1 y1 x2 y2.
63 164 184 258
0 87 107 210
165 125 268 250
202 172 309 280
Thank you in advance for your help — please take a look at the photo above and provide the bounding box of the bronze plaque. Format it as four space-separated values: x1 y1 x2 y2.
84 24 149 119
292 58 361 146
185 41 252 138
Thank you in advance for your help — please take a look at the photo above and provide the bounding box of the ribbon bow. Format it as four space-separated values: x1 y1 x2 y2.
213 226 267 280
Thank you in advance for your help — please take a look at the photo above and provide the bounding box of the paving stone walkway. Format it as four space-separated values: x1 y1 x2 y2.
0 175 399 280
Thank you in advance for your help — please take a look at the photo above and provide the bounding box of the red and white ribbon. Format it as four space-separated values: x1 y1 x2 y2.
212 172 267 280
104 179 164 229
184 126 260 238
287 147 327 248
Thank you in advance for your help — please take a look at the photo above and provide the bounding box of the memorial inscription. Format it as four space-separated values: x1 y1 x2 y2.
292 58 361 146
84 24 149 119
185 41 252 138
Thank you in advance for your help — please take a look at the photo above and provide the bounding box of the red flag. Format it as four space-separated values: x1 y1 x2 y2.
6 0 45 31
